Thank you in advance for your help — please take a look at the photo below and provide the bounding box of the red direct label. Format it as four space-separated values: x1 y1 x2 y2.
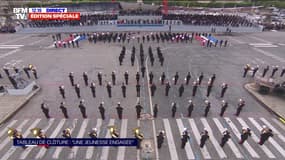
28 13 80 21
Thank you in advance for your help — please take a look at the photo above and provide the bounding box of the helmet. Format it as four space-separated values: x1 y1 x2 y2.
262 125 267 129
242 127 247 130
101 102 104 105
183 128 187 131
189 100 192 103
118 102 120 105
92 128 97 132
204 128 207 131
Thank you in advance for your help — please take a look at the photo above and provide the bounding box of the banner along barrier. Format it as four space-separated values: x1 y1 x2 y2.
195 35 206 46
207 36 218 44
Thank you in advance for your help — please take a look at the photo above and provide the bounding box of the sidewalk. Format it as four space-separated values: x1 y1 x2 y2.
0 87 40 125
245 83 285 123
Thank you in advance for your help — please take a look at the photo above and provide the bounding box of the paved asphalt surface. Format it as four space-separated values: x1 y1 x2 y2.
0 31 284 160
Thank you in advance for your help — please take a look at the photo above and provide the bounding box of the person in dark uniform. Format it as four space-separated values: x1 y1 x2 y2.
179 84 184 97
75 40 79 48
280 67 285 77
165 82 171 96
23 66 30 79
60 102 68 118
200 129 209 148
141 66 146 78
271 66 278 77
192 81 198 97
3 67 10 77
98 72 103 86
32 67 38 79
210 74 216 86
220 83 228 98
181 128 190 149
239 127 251 144
13 67 19 73
71 40 75 48
99 102 105 120
258 126 273 145
41 103 50 118
150 83 157 97
136 83 141 97
116 102 123 120
219 100 228 117
159 56 164 66
185 72 191 85
198 72 204 85
224 40 228 47
235 99 245 116
173 72 179 85
219 40 223 48
204 100 211 117
262 65 269 77
188 100 194 117
69 72 75 86
153 104 158 118
149 71 154 84
106 82 112 98
83 72 88 86
121 83 126 98
119 55 123 66
75 84 81 98
124 71 129 85
136 102 143 119
157 130 165 149
131 54 135 66
243 64 250 78
111 71 116 85
59 85 65 99
206 81 212 97
171 102 177 118
220 129 231 147
252 65 259 77
136 72 140 84
160 72 166 85
79 100 87 118
90 82 96 98
150 56 155 66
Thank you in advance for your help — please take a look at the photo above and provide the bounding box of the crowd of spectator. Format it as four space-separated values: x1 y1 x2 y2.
26 11 258 28
119 9 161 16
162 14 255 27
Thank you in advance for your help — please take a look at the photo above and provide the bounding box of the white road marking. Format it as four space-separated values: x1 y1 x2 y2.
228 37 244 44
137 119 140 160
86 119 102 159
20 118 55 159
213 118 243 159
200 118 227 159
0 46 21 49
100 119 115 160
0 119 28 151
249 43 278 48
163 119 179 160
278 43 285 46
68 119 89 159
249 36 271 43
36 119 66 159
0 49 21 59
249 118 285 157
188 119 211 159
253 47 285 63
224 117 259 158
145 56 159 160
0 119 41 160
260 118 285 143
176 119 195 159
237 118 275 158
52 119 77 159
116 119 128 160
272 118 285 131
0 120 17 138
0 35 31 45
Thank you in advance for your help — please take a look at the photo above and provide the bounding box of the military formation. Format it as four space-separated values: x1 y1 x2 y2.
243 64 285 78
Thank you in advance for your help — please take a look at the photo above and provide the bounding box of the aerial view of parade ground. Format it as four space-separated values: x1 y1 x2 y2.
0 1 285 160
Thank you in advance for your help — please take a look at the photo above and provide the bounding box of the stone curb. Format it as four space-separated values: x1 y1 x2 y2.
244 83 285 123
0 86 41 125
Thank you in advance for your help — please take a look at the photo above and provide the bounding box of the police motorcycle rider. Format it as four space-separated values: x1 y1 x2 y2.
133 127 144 149
8 128 27 149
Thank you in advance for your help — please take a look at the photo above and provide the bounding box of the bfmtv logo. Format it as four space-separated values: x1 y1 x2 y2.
13 8 28 20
